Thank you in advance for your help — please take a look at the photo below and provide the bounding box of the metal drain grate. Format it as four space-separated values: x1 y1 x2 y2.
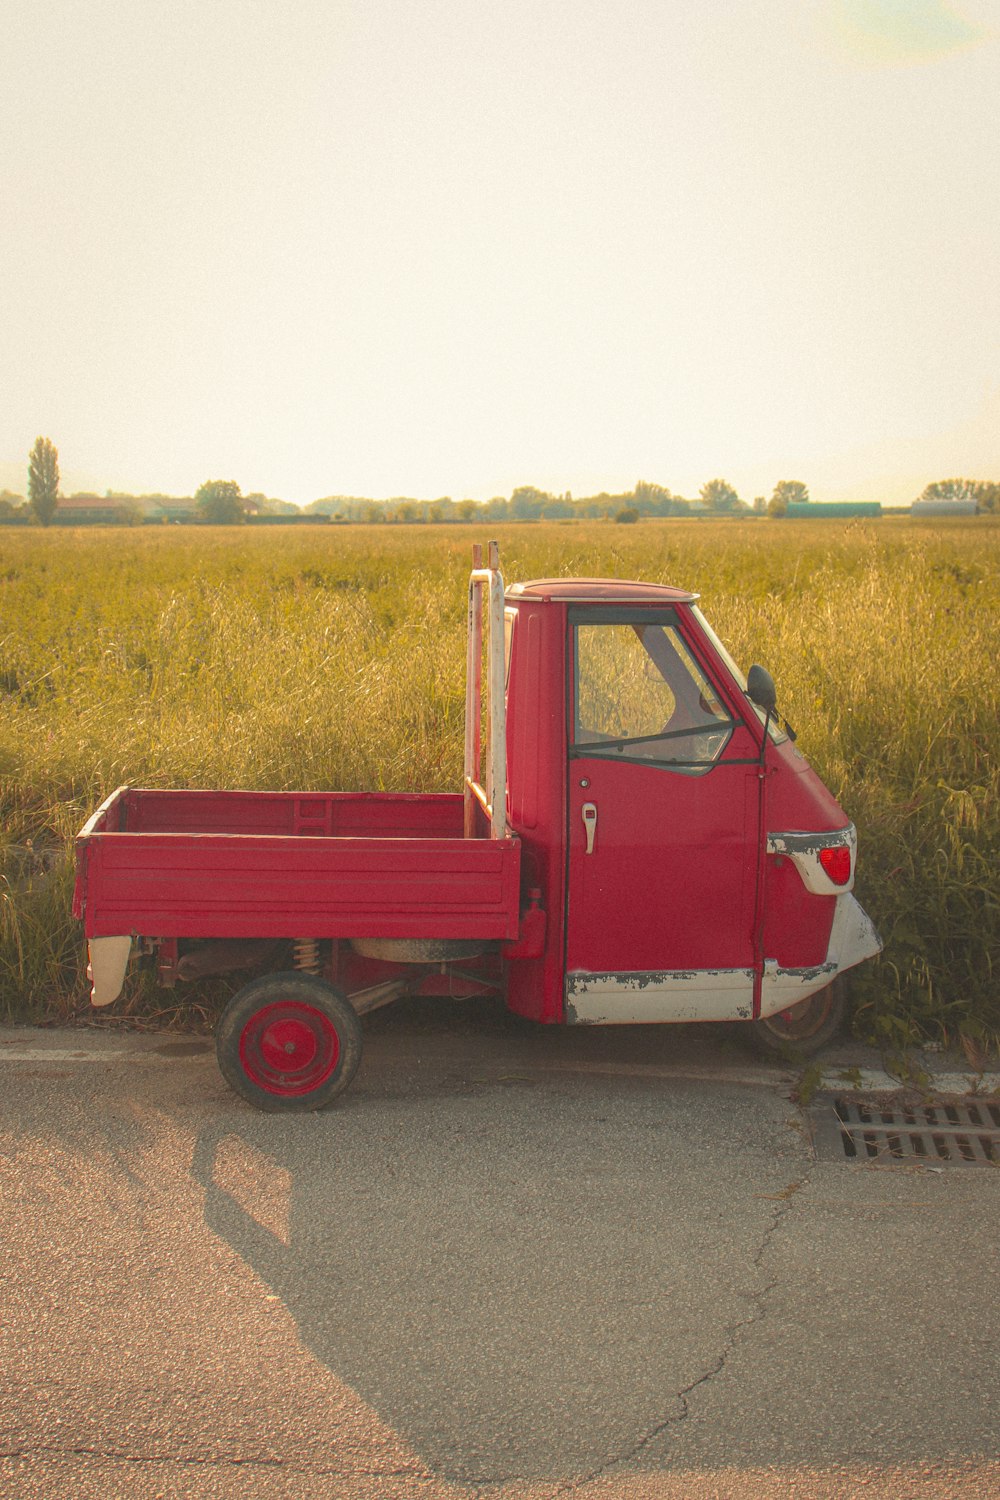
812 1097 1000 1167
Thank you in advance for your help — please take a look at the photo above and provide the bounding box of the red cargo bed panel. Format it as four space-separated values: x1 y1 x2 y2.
118 788 470 840
76 789 520 941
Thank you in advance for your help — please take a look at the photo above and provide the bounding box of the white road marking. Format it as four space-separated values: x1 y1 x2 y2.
532 1058 792 1088
0 1047 161 1063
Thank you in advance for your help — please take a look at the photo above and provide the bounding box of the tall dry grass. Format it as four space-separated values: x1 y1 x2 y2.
0 518 996 1048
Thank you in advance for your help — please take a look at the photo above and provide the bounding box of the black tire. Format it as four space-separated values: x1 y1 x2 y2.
216 971 362 1112
747 978 847 1058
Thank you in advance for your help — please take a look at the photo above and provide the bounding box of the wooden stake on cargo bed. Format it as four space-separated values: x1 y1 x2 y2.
464 542 506 839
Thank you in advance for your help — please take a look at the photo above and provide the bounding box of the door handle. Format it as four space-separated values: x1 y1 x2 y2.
582 802 597 854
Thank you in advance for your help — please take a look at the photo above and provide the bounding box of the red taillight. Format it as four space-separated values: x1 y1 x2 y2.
819 845 852 886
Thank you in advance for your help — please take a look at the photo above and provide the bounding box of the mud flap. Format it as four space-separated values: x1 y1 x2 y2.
87 936 132 1007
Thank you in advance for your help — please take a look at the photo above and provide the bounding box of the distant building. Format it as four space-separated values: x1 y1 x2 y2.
145 498 200 523
785 501 882 518
55 495 136 525
910 499 979 517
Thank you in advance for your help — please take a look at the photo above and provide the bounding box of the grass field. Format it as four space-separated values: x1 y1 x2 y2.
1 518 997 1053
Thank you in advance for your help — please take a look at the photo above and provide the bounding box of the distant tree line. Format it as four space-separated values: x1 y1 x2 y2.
5 438 999 525
305 479 776 524
2 452 301 525
305 479 817 523
306 482 698 524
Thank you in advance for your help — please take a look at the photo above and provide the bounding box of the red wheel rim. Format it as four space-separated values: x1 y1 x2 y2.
238 1001 340 1096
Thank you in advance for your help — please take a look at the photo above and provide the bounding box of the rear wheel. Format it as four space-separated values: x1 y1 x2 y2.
216 972 362 1111
749 979 846 1058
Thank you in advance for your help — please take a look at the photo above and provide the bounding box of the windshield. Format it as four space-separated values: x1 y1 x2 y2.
572 617 734 774
691 606 787 744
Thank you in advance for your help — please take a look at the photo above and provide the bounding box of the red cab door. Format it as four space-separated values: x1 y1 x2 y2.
564 607 761 1023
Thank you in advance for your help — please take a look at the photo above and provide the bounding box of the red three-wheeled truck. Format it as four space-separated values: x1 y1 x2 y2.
74 543 880 1109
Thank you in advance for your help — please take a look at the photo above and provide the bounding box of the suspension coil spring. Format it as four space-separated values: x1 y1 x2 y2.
293 938 321 974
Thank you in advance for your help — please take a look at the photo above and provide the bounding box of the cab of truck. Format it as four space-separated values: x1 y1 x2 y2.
500 578 880 1047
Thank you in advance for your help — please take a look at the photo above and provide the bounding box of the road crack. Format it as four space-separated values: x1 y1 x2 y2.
541 1143 817 1496
0 1443 424 1480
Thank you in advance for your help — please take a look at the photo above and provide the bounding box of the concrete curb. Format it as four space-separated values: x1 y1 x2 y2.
819 1067 1000 1097
2 1032 997 1100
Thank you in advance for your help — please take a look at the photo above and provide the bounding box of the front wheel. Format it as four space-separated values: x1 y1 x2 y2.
216 972 362 1111
748 979 846 1058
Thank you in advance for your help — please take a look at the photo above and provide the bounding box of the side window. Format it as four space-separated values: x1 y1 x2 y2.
572 621 733 772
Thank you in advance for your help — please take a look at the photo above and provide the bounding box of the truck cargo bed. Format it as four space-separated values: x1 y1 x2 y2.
75 788 521 941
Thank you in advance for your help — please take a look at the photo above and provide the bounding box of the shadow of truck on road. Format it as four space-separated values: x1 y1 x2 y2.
189 1059 810 1488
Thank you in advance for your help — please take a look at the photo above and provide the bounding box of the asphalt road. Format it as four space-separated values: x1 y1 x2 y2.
1 999 997 1499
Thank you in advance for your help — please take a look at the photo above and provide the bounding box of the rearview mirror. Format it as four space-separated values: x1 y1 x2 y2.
746 664 777 715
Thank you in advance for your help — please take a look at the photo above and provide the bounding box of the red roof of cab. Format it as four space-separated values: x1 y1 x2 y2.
506 578 698 603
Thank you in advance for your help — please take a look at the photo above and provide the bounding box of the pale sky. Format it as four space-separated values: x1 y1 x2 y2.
3 0 998 506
